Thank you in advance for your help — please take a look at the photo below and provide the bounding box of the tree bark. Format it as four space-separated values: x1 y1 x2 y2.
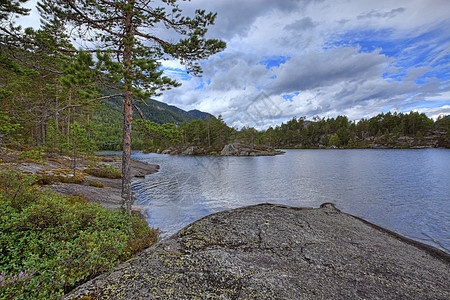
67 88 72 144
121 4 134 215
121 90 133 214
86 112 90 140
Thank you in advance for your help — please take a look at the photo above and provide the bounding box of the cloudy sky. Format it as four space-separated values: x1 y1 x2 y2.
19 0 450 129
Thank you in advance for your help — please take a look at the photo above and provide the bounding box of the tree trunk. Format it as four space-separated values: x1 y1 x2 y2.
121 90 133 214
3 75 9 116
207 121 211 147
40 120 45 145
86 112 90 140
54 75 59 131
121 5 134 215
67 88 72 144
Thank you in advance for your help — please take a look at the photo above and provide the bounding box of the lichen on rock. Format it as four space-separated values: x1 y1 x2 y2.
65 203 450 299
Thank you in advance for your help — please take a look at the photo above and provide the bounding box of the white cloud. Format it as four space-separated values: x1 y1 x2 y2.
14 0 450 128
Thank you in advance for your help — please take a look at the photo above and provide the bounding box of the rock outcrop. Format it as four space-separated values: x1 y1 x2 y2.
65 203 449 299
160 143 284 156
220 142 283 156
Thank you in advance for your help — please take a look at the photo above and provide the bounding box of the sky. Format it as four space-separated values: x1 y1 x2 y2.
17 0 450 129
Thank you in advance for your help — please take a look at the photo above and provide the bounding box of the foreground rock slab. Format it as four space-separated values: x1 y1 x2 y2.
66 203 450 299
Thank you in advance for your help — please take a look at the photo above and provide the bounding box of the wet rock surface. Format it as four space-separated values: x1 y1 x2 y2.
65 203 450 299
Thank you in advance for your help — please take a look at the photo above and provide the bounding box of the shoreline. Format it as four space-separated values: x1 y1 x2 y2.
48 159 160 214
1 150 159 214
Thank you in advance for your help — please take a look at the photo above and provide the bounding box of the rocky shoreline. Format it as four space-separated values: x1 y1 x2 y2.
65 203 450 299
48 159 159 212
1 151 159 213
160 142 285 156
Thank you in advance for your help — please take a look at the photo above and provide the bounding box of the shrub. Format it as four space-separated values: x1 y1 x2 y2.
87 179 104 188
18 149 42 162
84 164 122 179
0 169 158 299
36 174 86 185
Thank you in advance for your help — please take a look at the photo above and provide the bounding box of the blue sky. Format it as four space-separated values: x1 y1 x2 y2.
18 0 450 129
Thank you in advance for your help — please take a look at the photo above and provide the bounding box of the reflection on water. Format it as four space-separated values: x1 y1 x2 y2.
132 149 450 253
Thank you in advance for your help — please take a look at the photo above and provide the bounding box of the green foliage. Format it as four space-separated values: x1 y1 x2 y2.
90 99 124 150
35 174 85 185
0 0 30 22
90 97 213 150
328 133 341 147
64 122 96 155
84 164 122 179
136 115 239 152
99 110 444 152
435 115 449 136
43 118 59 153
18 149 42 162
0 109 22 145
136 119 183 151
0 169 158 299
264 112 439 148
63 122 97 176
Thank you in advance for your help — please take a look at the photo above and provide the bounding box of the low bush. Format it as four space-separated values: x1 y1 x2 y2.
36 174 85 185
84 164 122 179
18 149 42 162
87 179 104 188
0 169 158 299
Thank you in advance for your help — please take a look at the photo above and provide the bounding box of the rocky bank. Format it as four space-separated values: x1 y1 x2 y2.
65 203 449 299
161 142 285 156
1 151 159 212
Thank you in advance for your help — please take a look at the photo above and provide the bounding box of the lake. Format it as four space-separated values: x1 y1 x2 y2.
131 149 450 253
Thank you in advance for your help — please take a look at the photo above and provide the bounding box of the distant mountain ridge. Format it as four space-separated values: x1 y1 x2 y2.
137 98 214 124
103 97 214 124
90 97 214 150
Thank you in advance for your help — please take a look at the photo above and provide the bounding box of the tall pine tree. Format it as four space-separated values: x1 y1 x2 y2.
38 0 226 213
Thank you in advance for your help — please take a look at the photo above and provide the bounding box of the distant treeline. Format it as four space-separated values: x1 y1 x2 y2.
136 111 449 152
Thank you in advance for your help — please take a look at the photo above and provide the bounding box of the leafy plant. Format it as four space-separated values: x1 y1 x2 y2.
0 169 158 299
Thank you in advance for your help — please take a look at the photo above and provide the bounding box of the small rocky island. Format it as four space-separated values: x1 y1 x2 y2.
65 203 449 299
161 142 285 156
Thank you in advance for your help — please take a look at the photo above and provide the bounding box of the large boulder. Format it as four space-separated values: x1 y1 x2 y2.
65 203 449 299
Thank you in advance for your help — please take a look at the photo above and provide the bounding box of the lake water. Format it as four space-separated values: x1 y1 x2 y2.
131 149 450 253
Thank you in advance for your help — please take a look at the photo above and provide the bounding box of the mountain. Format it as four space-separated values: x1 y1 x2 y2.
187 109 213 120
135 98 214 124
90 97 214 150
99 97 213 124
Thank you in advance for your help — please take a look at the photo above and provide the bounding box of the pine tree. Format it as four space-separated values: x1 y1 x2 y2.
38 0 226 213
0 0 29 23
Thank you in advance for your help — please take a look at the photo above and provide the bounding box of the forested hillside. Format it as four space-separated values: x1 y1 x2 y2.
90 98 213 150
135 112 449 154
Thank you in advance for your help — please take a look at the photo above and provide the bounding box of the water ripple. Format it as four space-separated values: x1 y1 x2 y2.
132 149 450 252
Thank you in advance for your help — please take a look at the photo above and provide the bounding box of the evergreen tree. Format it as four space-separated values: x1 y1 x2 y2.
328 133 341 147
38 0 226 213
63 121 96 176
0 107 21 146
0 0 29 21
